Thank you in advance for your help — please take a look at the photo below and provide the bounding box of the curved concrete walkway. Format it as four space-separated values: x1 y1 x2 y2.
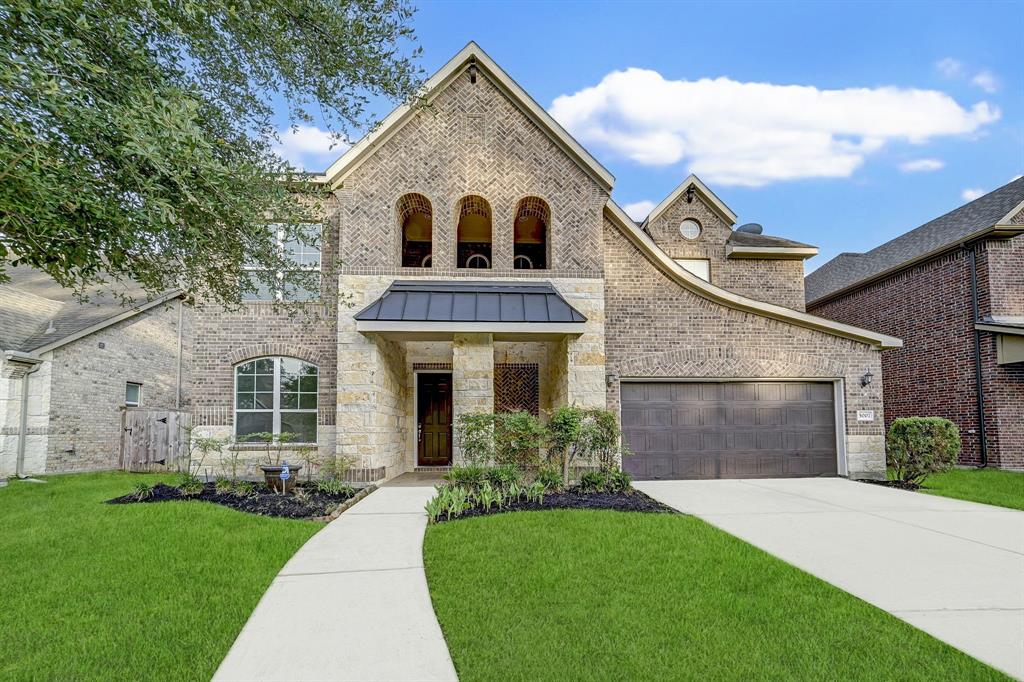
213 485 457 682
636 478 1024 679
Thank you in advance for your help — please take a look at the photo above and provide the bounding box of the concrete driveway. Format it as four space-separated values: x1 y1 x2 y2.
635 478 1024 679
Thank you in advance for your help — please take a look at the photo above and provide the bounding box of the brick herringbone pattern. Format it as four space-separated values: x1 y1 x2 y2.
336 69 607 277
494 363 539 415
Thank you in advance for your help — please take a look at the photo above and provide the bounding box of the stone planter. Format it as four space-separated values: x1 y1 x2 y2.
260 464 303 493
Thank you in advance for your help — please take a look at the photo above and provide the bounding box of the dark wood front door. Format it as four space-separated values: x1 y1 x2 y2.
417 373 453 466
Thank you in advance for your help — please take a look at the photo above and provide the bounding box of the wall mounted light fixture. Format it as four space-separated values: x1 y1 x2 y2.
685 185 696 203
861 370 874 387
468 61 478 84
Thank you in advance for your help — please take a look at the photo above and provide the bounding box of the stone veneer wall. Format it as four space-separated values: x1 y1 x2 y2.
333 68 609 279
604 216 886 478
451 333 494 463
42 300 184 472
645 192 807 311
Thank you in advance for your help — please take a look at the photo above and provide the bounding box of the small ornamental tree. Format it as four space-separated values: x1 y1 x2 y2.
887 417 961 486
546 406 626 484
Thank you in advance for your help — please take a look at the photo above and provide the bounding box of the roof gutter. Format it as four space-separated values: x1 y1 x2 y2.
605 201 903 350
808 223 1024 308
726 244 819 260
4 350 43 478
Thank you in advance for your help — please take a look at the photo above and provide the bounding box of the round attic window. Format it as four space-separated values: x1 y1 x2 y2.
679 219 701 240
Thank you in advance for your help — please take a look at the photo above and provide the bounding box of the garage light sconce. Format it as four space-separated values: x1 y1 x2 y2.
860 371 874 387
606 372 619 387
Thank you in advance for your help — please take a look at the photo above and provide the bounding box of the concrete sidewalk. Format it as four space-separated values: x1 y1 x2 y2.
213 486 457 682
636 478 1024 679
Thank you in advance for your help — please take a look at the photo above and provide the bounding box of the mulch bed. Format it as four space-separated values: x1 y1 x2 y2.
107 482 355 519
857 478 920 491
442 488 676 523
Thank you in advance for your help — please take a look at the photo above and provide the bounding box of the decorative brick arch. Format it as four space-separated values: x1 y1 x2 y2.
395 192 434 268
225 343 323 366
616 345 846 379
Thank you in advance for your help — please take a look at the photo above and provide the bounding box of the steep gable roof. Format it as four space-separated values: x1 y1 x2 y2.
642 174 738 228
807 177 1024 304
321 42 614 192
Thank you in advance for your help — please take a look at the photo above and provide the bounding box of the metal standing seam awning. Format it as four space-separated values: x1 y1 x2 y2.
354 280 588 340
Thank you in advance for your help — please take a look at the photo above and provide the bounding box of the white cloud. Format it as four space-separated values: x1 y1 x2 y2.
971 70 999 93
273 125 348 171
549 69 999 187
936 57 965 79
899 158 945 173
622 200 656 221
961 187 985 201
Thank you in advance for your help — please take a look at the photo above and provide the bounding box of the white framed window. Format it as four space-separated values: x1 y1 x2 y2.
675 258 710 281
242 224 322 302
679 219 702 240
125 382 142 407
235 357 318 443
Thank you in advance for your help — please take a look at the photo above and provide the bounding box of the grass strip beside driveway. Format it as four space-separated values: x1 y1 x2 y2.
0 472 320 681
424 509 1005 681
918 468 1024 510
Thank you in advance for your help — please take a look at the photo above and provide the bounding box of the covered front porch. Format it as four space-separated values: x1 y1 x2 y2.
336 279 606 482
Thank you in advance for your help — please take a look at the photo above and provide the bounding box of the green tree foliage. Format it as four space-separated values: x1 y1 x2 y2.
887 417 961 485
0 0 421 306
546 405 627 484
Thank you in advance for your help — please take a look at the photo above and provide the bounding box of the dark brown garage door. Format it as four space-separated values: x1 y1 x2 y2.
621 381 837 480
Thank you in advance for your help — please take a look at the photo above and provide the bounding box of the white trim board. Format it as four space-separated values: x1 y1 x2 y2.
641 174 738 228
323 42 614 192
605 200 902 350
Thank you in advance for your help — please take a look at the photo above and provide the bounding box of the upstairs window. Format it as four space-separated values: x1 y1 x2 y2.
514 197 549 270
675 259 710 281
242 224 322 301
235 357 318 443
457 195 492 269
398 194 433 267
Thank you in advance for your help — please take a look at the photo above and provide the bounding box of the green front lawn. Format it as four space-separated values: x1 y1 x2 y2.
0 472 320 681
425 510 1004 681
917 468 1024 510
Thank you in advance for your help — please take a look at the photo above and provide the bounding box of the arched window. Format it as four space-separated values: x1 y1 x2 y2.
398 193 432 267
456 195 492 269
235 357 318 443
514 197 549 269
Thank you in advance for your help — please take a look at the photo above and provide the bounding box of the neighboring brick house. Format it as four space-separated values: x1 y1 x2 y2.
5 42 901 481
0 266 186 476
807 178 1024 469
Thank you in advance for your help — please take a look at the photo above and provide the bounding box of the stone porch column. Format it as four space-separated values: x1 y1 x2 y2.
452 333 494 463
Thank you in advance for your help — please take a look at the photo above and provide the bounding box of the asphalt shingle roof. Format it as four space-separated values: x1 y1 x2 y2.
727 231 815 249
0 266 170 353
806 177 1024 304
354 281 587 323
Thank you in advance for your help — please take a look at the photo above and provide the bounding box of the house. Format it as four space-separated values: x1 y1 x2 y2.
4 42 901 481
0 266 186 477
807 178 1024 470
185 42 899 483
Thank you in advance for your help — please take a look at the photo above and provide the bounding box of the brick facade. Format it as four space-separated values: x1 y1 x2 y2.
646 192 807 311
808 231 1024 469
604 215 886 478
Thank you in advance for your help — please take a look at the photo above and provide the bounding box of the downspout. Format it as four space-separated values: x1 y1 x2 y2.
5 350 43 478
175 298 183 409
967 245 989 467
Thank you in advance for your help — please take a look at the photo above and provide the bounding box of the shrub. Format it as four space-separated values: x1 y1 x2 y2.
486 463 523 489
131 482 154 501
214 476 233 494
233 480 256 497
535 466 563 491
454 413 495 466
605 470 632 494
578 470 607 493
444 465 487 489
493 411 546 469
525 481 545 504
887 417 961 485
547 406 627 483
314 478 354 496
177 473 204 497
425 494 446 525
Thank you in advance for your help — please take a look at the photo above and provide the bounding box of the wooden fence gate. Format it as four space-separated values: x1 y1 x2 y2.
120 408 192 472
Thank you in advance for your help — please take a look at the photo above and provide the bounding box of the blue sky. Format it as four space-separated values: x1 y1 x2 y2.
275 0 1023 271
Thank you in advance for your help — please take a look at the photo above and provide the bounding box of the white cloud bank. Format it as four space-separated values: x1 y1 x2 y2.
962 188 985 201
549 69 1000 187
274 125 348 171
622 200 656 221
899 158 945 173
